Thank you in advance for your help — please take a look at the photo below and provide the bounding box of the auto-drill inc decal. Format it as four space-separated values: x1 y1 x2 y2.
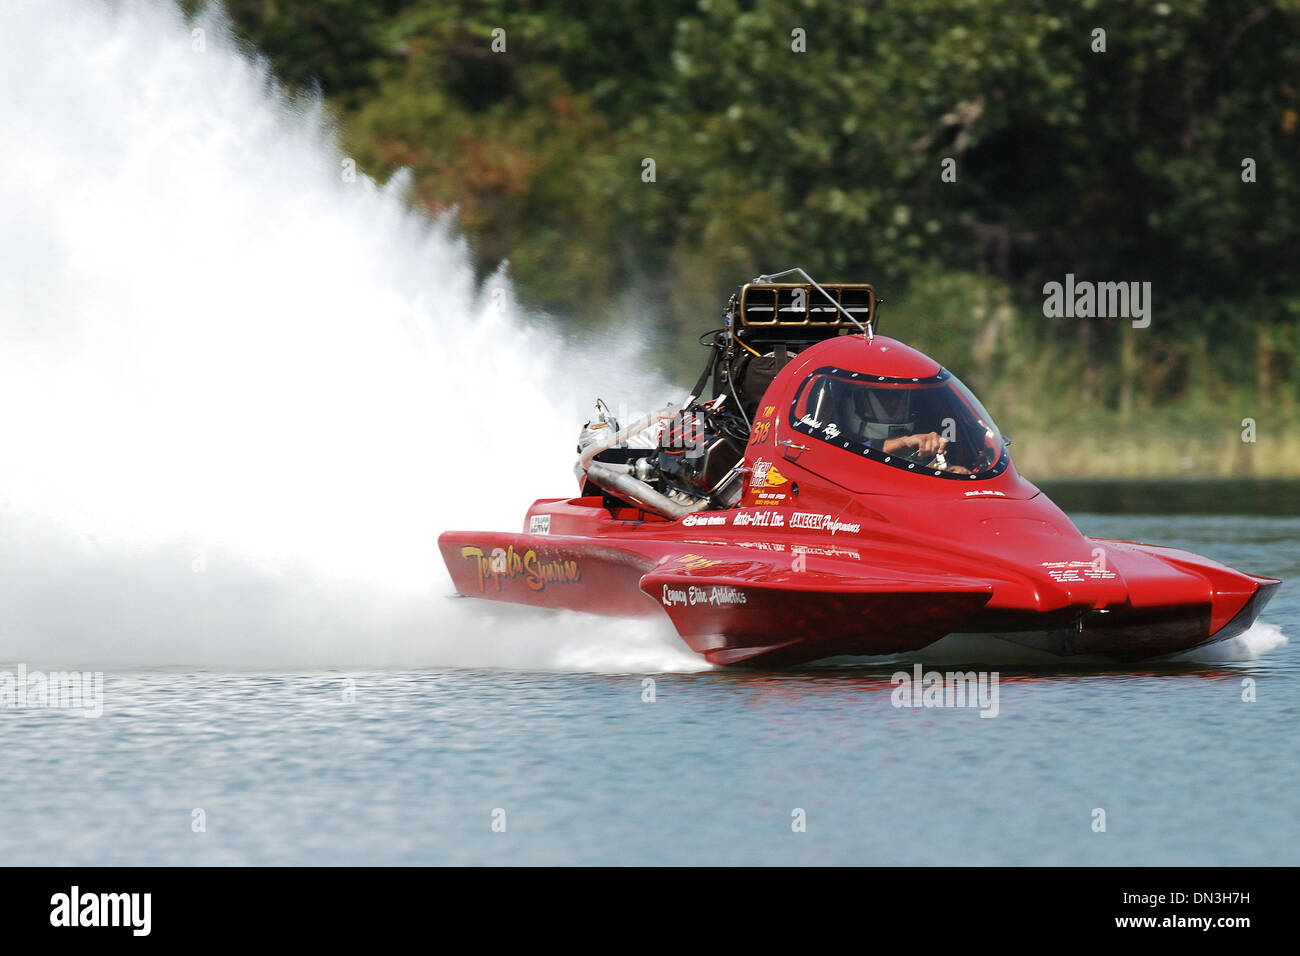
460 545 581 592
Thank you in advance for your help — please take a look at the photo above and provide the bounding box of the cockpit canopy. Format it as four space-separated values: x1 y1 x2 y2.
789 366 1008 479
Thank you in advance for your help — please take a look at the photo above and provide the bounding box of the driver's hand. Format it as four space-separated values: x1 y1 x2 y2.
904 432 947 457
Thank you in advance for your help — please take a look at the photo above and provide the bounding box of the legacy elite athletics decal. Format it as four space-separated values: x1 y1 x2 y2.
461 545 581 592
661 585 748 608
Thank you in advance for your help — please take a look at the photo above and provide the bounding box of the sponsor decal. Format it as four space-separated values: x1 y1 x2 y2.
727 541 863 561
461 545 581 592
749 460 790 489
789 512 862 535
963 490 1005 497
528 514 551 534
733 539 787 552
661 585 749 608
733 510 786 528
681 512 728 527
1040 560 1118 582
669 553 721 571
705 585 747 606
794 543 862 561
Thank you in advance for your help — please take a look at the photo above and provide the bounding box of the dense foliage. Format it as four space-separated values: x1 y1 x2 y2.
187 0 1300 468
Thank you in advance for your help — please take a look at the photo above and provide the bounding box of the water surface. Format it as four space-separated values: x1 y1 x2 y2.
3 500 1295 865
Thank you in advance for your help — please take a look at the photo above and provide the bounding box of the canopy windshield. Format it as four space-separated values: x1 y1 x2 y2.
789 367 1007 479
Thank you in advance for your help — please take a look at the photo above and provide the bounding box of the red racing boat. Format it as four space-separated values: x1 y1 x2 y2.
440 270 1280 666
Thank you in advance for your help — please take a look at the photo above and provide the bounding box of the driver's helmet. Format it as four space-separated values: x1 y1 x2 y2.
847 385 915 441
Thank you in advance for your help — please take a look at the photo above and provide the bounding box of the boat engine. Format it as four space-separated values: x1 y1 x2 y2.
573 268 877 520
654 403 745 509
574 398 745 519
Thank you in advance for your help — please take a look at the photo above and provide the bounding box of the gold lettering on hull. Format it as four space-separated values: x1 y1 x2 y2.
460 545 582 592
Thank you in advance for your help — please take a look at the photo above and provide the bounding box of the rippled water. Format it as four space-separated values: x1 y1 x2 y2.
2 510 1294 866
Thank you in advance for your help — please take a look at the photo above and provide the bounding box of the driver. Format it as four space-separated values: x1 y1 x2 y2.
849 388 968 472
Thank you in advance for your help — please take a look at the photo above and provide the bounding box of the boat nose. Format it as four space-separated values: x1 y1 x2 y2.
973 517 1133 609
1034 554 1133 609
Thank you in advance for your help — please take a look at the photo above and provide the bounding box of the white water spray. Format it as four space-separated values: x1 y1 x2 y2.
0 0 704 671
1174 620 1288 663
